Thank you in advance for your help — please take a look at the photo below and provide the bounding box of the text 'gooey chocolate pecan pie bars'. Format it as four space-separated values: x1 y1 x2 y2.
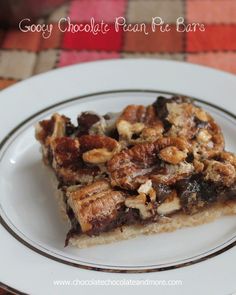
35 96 236 248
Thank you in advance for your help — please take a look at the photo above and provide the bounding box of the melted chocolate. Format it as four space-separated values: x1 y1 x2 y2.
65 204 159 245
176 174 236 214
152 183 172 203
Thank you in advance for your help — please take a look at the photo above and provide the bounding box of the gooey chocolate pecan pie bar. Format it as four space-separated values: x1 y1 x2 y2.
35 96 236 248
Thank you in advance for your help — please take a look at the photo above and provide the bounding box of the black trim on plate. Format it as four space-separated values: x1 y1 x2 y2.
0 282 28 295
0 89 236 278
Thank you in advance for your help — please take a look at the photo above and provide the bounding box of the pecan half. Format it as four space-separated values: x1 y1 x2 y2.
79 135 120 164
219 151 236 168
116 105 164 144
67 180 125 233
35 113 74 144
50 137 100 185
35 113 75 165
159 146 187 164
107 137 191 190
204 160 236 186
51 137 80 168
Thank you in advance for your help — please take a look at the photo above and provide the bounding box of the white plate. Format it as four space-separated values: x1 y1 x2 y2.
0 59 236 294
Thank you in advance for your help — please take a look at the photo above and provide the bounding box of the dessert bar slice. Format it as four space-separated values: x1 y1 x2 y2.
35 96 236 248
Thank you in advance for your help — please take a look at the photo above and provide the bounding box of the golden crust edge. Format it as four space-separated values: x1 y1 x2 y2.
69 201 236 248
48 167 236 249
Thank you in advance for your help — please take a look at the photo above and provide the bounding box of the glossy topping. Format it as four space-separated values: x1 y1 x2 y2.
107 137 191 190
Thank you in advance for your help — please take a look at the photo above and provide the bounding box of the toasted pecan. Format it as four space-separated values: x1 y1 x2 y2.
50 137 100 185
79 135 120 164
35 113 76 166
204 160 236 186
51 137 80 168
117 105 164 144
159 146 187 164
107 137 191 189
79 134 119 152
35 113 74 144
153 96 225 159
67 180 125 233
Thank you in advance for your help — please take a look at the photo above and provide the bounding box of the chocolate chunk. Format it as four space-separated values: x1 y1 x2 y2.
176 175 219 214
153 96 169 121
152 183 172 203
77 112 100 136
